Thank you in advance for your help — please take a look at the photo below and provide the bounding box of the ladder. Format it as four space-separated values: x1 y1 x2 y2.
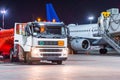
102 33 120 53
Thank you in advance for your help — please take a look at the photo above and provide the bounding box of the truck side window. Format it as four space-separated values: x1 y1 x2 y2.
25 26 31 36
21 25 25 35
16 24 20 34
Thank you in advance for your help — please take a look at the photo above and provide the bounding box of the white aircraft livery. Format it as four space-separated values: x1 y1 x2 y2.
67 24 102 53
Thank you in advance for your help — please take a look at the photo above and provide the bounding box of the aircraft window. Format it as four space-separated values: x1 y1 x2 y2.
70 30 91 32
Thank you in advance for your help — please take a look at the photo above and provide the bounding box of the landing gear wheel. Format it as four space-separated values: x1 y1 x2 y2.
99 48 107 54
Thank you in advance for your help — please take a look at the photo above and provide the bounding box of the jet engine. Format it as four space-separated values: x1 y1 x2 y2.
70 39 90 50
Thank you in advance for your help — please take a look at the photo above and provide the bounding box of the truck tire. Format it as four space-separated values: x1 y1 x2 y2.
25 53 32 64
57 61 62 65
23 52 27 63
10 49 14 62
10 49 19 62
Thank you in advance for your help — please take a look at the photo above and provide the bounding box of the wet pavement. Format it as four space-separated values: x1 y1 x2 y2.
0 54 120 80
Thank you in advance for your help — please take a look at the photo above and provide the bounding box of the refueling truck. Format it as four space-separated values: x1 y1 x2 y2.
10 21 68 64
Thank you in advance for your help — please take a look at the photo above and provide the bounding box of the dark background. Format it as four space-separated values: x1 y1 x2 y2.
0 0 119 28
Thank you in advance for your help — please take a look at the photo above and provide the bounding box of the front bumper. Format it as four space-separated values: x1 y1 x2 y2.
31 47 68 61
30 57 67 61
41 57 67 61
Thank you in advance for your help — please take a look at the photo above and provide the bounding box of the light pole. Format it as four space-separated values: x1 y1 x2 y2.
1 9 6 29
88 16 94 24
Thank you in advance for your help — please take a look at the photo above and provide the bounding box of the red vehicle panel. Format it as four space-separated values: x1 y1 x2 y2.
0 29 14 57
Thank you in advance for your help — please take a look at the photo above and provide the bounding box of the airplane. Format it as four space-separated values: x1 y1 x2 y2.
68 24 101 40
67 24 107 54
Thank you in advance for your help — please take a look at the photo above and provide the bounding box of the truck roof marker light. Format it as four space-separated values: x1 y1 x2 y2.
52 19 56 22
37 18 41 22
40 26 46 33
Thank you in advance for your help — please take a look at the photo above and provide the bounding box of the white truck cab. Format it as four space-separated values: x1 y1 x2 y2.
10 22 68 64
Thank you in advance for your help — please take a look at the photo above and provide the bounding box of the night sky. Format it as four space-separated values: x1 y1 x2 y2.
0 0 120 29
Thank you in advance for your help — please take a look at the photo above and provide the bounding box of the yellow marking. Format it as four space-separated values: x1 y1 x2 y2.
58 41 64 46
102 12 110 18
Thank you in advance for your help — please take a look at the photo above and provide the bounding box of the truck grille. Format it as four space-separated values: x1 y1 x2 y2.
38 41 58 45
41 54 61 57
40 49 62 52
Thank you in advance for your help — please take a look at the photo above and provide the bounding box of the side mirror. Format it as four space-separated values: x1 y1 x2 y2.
65 26 70 37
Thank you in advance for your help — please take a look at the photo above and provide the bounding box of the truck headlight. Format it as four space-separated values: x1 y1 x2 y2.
31 47 39 57
63 48 68 56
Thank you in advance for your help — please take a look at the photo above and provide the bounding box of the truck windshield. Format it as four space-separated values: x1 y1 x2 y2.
46 26 64 34
30 23 67 38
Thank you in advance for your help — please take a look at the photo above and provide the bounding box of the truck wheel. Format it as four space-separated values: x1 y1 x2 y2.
57 61 62 65
51 61 56 64
10 49 19 62
26 53 32 64
10 49 14 62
